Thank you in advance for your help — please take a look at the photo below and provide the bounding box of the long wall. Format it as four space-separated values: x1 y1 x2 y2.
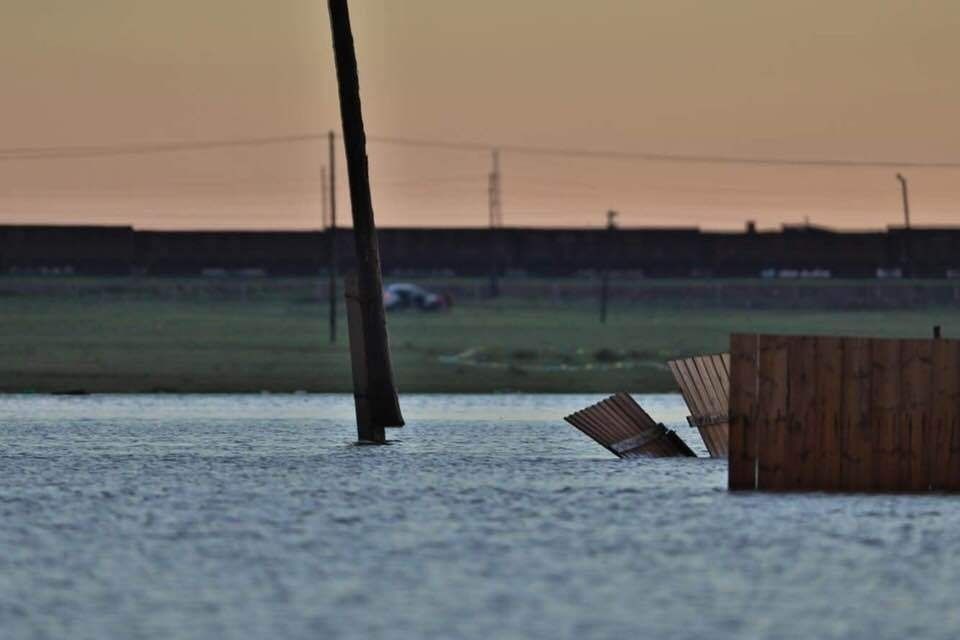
1 224 958 278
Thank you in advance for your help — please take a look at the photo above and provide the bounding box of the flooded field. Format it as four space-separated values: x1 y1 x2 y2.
2 394 960 639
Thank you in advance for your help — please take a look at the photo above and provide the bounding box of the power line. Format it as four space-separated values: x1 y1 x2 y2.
0 133 328 161
0 130 959 169
366 135 960 169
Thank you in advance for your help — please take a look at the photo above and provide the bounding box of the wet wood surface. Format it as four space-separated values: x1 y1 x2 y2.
565 393 696 458
729 333 960 492
669 353 731 458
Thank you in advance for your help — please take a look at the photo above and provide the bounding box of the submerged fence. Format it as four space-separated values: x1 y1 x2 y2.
729 333 960 492
564 393 695 458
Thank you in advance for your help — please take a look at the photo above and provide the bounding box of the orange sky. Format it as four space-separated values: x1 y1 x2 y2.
1 0 958 230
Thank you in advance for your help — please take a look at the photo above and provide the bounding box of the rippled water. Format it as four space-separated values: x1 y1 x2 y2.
2 393 960 640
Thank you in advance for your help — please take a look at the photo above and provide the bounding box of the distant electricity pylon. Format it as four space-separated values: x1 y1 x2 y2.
488 149 502 297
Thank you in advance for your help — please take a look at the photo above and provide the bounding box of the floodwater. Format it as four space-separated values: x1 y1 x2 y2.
2 394 960 640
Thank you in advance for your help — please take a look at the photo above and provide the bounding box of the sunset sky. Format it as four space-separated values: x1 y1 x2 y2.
1 0 958 230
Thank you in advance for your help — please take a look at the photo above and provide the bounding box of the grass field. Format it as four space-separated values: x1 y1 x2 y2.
2 277 957 393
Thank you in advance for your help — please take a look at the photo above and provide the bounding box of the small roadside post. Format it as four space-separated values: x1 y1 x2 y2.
600 210 618 324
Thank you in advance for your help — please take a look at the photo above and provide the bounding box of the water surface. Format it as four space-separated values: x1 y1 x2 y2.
2 394 958 639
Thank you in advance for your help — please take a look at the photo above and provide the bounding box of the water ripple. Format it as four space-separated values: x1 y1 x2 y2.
1 393 959 639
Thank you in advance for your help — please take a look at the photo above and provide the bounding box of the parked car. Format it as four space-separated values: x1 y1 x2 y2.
384 283 450 311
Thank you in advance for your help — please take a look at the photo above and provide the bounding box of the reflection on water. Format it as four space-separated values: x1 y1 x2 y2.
1 394 958 639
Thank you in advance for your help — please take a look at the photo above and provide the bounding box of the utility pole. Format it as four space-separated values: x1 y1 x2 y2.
328 131 337 344
896 173 911 229
488 149 502 297
321 164 332 334
600 210 618 324
897 173 912 278
327 0 404 440
321 164 328 229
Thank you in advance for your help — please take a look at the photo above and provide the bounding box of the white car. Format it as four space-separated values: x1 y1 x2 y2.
383 283 448 311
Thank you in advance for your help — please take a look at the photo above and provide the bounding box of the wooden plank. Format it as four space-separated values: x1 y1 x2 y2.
932 339 960 490
948 341 960 491
900 339 933 491
699 423 717 457
675 358 711 419
700 424 723 458
692 356 725 420
756 335 789 490
669 353 731 458
696 356 728 422
870 339 901 492
611 432 658 454
685 357 716 418
577 409 618 449
714 422 730 457
566 411 619 457
611 393 658 428
785 336 818 489
705 354 732 458
593 401 631 444
582 409 621 448
717 353 732 386
573 406 631 458
664 430 697 457
729 334 759 490
840 337 873 491
564 393 693 458
590 411 636 454
598 398 638 441
687 357 718 420
668 360 699 418
620 393 697 457
613 394 685 457
570 398 633 455
709 354 731 409
599 397 638 443
816 336 845 491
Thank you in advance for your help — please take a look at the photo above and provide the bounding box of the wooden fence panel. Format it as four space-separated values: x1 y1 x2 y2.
901 340 933 491
756 335 789 490
841 338 873 491
944 341 960 490
871 339 901 492
701 354 731 457
816 337 844 489
729 333 960 492
670 359 709 417
669 353 730 458
932 340 960 490
729 335 759 490
786 336 817 488
564 393 696 458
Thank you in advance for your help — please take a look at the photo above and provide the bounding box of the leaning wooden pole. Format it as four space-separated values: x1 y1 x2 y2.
327 0 404 441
